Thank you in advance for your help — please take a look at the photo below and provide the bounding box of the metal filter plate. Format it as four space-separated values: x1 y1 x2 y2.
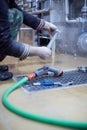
14 69 87 92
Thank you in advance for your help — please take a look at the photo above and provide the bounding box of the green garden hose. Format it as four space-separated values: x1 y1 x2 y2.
2 77 87 129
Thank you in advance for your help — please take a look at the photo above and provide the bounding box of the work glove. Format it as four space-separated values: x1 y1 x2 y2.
19 45 51 60
37 46 51 59
37 19 60 34
43 21 58 34
29 46 51 60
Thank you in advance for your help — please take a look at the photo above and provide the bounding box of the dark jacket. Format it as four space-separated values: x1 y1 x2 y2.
0 0 41 60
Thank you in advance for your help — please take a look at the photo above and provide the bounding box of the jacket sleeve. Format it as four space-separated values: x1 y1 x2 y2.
11 1 45 30
0 0 25 58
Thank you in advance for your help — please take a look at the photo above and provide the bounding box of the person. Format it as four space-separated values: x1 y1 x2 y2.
0 0 57 81
0 0 57 62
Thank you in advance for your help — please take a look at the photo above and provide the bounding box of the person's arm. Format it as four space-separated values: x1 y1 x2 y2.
11 1 58 32
10 0 44 30
0 0 26 59
0 0 51 61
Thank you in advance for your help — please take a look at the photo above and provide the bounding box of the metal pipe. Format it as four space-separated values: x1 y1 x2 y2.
20 28 33 31
84 0 87 7
30 8 50 15
47 30 59 49
65 0 82 23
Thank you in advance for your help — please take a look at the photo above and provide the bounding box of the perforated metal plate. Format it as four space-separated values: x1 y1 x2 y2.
14 68 87 92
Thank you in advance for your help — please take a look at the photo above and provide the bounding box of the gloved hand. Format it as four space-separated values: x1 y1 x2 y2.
38 46 51 59
43 21 58 34
29 46 51 60
19 44 51 60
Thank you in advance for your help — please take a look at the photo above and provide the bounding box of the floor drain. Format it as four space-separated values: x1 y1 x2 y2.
14 69 87 92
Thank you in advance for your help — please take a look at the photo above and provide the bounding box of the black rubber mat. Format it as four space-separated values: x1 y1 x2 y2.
14 68 87 92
